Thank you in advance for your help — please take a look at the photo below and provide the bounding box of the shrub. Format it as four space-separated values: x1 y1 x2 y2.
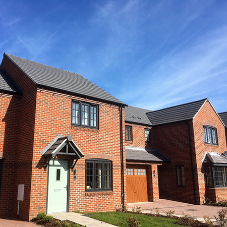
215 208 227 227
64 222 71 227
56 220 61 225
126 215 140 227
73 224 80 227
43 215 53 223
36 212 46 220
119 215 140 227
166 210 175 217
203 215 213 227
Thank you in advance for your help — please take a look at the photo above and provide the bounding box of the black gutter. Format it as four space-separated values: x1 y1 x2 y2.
120 104 125 209
187 120 197 204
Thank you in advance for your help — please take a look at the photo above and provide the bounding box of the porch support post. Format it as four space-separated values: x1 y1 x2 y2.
148 164 159 202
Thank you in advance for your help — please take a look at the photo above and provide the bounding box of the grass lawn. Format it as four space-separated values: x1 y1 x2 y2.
89 212 184 227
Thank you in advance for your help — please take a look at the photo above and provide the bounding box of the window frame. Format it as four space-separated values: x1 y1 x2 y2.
176 165 186 187
145 128 151 143
205 165 227 188
125 125 132 141
85 159 112 192
203 125 218 145
71 100 98 129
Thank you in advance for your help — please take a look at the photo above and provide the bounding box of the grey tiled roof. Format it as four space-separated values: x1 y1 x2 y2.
0 69 22 94
219 112 227 127
4 53 125 105
147 98 207 126
125 106 152 125
203 152 227 165
125 99 207 126
126 146 170 162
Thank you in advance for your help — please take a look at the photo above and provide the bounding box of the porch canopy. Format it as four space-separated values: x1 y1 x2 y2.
203 152 227 166
126 146 170 163
41 135 84 168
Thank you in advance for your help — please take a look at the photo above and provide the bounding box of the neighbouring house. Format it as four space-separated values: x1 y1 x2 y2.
125 99 227 205
0 53 126 221
0 53 227 221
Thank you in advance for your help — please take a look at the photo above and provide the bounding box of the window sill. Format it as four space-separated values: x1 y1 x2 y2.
204 143 218 146
71 124 99 130
85 191 113 196
207 187 227 189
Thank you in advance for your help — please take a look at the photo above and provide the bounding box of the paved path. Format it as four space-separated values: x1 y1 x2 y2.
0 218 38 227
127 199 225 222
52 212 116 227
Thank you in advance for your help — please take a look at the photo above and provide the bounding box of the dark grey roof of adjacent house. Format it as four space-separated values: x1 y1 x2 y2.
147 98 207 126
203 152 227 166
125 99 207 126
126 146 170 162
219 112 227 127
125 106 152 125
0 69 22 94
4 53 125 105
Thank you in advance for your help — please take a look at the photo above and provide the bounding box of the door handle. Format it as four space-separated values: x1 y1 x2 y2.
134 191 136 193
64 186 68 190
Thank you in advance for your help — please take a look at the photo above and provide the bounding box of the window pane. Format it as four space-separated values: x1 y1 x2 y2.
86 162 94 190
207 128 212 143
81 104 89 126
214 167 226 187
90 106 97 127
212 129 217 144
72 102 80 124
104 163 111 189
126 168 133 175
56 169 60 181
125 126 132 141
203 127 207 143
145 129 150 143
206 166 213 187
95 163 102 189
176 165 185 187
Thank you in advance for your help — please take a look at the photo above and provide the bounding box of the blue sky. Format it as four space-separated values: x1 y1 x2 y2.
1 0 227 112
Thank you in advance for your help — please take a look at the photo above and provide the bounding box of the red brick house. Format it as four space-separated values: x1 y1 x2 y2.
0 53 227 221
0 53 126 220
125 99 227 205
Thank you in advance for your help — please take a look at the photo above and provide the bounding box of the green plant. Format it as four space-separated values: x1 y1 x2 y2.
36 212 46 220
122 205 127 212
135 207 141 214
118 215 140 227
56 220 61 225
155 207 160 216
64 222 71 227
126 215 140 227
166 210 175 217
203 215 213 227
73 224 80 227
215 208 227 227
43 215 53 223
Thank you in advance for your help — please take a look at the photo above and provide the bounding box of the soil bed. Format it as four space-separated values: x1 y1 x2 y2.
31 217 82 227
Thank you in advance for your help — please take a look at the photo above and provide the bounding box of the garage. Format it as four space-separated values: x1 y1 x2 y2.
125 146 170 203
126 166 148 202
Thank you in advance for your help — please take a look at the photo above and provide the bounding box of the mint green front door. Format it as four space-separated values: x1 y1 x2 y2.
47 159 68 213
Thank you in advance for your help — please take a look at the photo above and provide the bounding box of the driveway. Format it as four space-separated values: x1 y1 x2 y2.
0 218 38 227
127 199 225 219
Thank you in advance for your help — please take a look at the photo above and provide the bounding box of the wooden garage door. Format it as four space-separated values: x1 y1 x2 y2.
126 167 148 203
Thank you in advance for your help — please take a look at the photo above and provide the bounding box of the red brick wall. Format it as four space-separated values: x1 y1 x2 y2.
0 93 20 218
193 100 227 204
125 122 152 148
153 121 196 204
29 89 125 219
1 56 37 220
